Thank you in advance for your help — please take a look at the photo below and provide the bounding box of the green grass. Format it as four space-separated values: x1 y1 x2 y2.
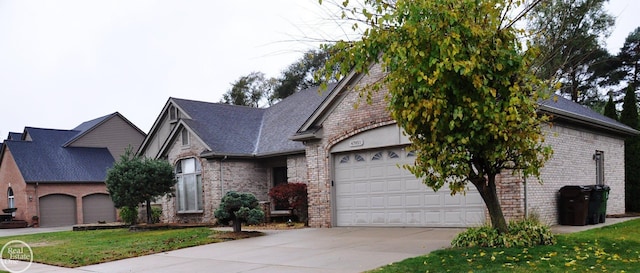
369 219 640 272
0 227 246 268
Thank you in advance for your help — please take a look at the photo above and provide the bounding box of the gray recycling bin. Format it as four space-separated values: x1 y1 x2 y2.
559 185 591 226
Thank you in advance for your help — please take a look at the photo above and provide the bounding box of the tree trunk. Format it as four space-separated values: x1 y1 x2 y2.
472 174 508 234
232 216 242 233
146 200 152 224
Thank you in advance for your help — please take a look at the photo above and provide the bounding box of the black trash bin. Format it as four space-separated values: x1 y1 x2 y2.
559 185 591 226
599 185 610 223
586 185 604 225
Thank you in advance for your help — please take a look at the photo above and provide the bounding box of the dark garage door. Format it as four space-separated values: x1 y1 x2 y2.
82 194 116 224
39 194 76 227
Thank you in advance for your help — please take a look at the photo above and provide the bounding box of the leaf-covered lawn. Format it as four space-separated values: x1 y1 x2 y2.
0 227 260 268
369 219 640 272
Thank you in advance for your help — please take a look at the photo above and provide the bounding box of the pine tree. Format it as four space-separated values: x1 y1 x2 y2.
620 86 640 212
603 93 618 121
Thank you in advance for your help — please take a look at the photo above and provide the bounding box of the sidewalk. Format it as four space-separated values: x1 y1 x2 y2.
550 216 638 234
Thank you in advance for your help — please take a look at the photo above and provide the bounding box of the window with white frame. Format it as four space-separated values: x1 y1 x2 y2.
175 158 203 213
181 129 189 146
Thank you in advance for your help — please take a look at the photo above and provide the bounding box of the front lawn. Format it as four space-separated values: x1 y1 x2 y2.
369 218 640 272
0 227 260 268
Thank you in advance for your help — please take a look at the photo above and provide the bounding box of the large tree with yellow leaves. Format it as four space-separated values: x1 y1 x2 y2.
318 0 552 233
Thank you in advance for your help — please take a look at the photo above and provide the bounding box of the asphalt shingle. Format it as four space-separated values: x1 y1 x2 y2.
171 84 334 157
6 127 114 183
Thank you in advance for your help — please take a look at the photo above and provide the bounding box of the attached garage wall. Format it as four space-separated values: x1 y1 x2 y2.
333 147 485 227
82 194 116 224
39 194 76 227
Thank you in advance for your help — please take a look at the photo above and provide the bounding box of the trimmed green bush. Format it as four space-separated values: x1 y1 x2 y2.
452 217 556 248
151 206 162 224
119 206 138 225
214 191 264 232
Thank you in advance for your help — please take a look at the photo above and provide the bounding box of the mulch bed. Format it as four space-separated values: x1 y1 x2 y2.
129 222 214 231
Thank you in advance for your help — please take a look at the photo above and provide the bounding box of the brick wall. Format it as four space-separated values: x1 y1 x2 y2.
287 155 308 183
305 64 396 227
523 123 626 225
0 147 110 225
303 64 629 228
161 128 271 223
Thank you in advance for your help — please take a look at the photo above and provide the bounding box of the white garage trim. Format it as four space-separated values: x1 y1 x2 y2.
82 193 116 224
332 147 485 227
39 194 76 227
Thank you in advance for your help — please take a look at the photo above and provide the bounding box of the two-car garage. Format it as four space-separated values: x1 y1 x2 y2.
38 193 116 227
331 125 485 227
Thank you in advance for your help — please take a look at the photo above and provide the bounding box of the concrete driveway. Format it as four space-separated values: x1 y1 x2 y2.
18 227 465 273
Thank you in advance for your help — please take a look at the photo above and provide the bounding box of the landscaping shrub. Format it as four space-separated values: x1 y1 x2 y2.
451 217 556 248
119 206 138 225
214 191 264 232
268 182 308 223
151 206 162 224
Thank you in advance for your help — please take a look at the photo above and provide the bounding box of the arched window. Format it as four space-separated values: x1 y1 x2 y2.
175 158 203 213
7 187 14 209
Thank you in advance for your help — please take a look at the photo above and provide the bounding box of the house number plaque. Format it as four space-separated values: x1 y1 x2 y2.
349 139 364 147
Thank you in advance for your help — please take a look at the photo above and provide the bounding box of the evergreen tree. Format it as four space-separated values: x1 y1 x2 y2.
620 86 640 212
105 148 176 224
528 0 614 105
603 92 618 121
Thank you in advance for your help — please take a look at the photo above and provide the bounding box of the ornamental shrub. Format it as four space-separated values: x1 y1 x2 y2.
268 183 308 223
214 191 264 232
451 217 556 248
119 206 138 225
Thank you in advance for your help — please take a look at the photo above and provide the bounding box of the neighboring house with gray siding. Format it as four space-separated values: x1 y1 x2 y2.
0 112 146 227
142 67 637 228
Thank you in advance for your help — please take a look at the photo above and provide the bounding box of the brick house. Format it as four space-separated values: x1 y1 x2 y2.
0 112 146 227
142 66 636 228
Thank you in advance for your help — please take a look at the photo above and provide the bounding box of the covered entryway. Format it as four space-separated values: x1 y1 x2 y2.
333 147 485 227
82 193 116 224
39 194 76 227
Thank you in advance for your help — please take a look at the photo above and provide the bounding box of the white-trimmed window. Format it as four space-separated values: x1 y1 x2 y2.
181 129 189 146
175 158 203 213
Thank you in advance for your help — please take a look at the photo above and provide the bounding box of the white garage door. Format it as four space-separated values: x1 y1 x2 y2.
334 147 485 227
82 194 116 224
39 194 76 227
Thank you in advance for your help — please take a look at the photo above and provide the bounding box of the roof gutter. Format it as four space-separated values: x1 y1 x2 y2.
201 149 305 159
539 104 640 136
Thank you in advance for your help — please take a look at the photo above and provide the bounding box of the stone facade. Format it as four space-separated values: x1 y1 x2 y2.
160 127 299 223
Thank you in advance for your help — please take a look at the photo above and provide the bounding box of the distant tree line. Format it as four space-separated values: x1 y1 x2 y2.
220 47 338 107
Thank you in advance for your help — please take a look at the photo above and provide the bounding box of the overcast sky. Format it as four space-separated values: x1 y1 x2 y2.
0 0 638 136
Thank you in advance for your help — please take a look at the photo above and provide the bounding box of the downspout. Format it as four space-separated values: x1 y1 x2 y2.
523 174 528 219
35 182 39 220
220 156 228 197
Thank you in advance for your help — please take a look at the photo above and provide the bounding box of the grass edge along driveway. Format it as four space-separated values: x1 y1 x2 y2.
368 218 640 273
0 227 260 268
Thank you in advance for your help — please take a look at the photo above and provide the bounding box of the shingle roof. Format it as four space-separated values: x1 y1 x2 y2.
171 84 335 157
539 95 638 136
256 85 334 155
5 127 114 183
172 99 265 155
8 132 22 140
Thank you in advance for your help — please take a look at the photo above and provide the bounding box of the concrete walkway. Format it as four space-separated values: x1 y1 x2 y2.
3 217 638 273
